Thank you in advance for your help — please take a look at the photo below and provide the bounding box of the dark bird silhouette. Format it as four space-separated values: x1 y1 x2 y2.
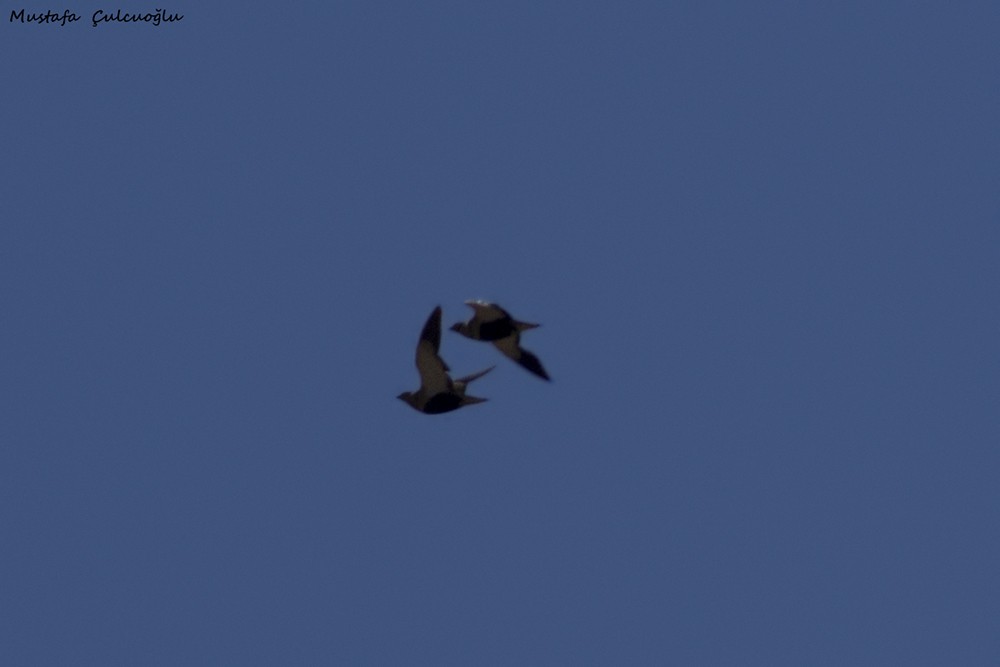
450 300 551 381
398 306 495 414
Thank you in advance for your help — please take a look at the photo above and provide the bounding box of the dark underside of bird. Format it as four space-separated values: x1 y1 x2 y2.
450 300 551 381
398 306 494 414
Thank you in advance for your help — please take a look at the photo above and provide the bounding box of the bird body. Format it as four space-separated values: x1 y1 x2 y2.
450 300 551 381
398 306 494 414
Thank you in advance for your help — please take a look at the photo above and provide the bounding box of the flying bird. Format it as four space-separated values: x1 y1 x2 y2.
397 306 495 414
450 300 551 381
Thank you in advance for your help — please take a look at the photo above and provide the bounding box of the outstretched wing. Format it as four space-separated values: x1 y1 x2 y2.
494 335 551 381
514 348 550 381
418 307 443 356
416 307 452 393
453 365 495 387
466 300 512 322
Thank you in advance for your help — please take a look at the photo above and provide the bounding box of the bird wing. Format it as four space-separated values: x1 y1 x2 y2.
416 307 452 393
492 333 521 361
453 365 495 387
419 307 444 355
466 300 510 323
515 348 551 381
494 335 551 381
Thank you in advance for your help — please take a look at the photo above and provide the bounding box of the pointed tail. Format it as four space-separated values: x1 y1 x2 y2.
459 395 489 406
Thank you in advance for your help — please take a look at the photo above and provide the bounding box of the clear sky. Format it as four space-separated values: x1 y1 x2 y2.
2 2 998 665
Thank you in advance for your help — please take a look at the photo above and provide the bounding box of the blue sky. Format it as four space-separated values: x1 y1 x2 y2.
2 2 998 664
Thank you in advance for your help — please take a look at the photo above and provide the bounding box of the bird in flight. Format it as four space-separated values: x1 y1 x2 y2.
450 300 551 381
398 306 495 414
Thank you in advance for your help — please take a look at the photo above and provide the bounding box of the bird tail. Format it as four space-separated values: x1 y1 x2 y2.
460 395 488 406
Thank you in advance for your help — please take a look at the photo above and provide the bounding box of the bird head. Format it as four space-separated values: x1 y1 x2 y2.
397 391 422 410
